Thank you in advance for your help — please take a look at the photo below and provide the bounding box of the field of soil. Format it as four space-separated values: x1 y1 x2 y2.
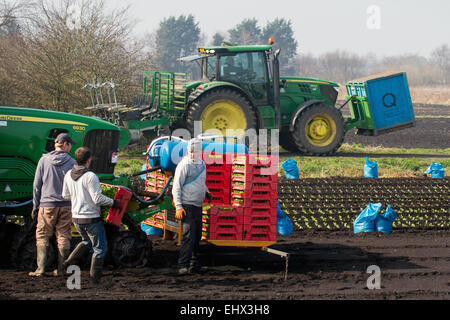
0 103 448 303
0 176 448 301
340 103 450 149
0 228 448 301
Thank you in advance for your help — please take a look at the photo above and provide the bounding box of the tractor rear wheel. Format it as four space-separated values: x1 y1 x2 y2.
186 88 257 140
292 102 345 156
279 131 299 153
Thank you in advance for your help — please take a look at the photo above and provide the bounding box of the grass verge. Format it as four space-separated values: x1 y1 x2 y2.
116 145 449 178
278 155 449 178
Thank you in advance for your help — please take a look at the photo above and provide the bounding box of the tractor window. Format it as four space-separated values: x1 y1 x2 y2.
219 52 268 83
218 52 269 105
205 56 217 81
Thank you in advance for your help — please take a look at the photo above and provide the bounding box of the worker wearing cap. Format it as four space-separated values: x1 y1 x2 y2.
172 138 211 275
30 133 77 277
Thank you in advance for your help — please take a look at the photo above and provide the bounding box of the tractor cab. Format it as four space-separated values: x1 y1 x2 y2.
180 44 276 108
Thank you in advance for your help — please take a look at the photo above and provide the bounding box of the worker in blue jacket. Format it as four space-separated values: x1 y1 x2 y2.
172 138 211 275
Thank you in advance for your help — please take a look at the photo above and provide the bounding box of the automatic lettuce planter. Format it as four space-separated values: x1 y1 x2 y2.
141 134 290 278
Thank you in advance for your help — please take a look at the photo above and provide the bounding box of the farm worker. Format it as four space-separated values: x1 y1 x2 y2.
172 138 212 275
62 147 120 285
30 133 77 277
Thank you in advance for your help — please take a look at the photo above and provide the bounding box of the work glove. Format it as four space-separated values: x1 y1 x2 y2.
175 208 186 220
205 191 213 203
112 200 121 209
31 208 39 220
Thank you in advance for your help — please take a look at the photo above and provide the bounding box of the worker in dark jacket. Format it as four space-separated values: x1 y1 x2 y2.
30 133 76 277
172 138 211 275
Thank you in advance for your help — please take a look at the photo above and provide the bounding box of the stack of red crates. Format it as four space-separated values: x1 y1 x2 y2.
202 151 232 205
204 206 244 241
202 153 278 242
142 210 165 229
230 154 278 242
145 160 168 194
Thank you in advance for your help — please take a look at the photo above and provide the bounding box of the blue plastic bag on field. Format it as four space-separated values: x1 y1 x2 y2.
375 205 397 234
141 222 163 236
281 159 299 179
425 163 444 179
353 203 382 233
364 157 378 178
277 202 293 236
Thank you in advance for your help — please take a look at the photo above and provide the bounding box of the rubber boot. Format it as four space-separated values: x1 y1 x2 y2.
62 242 90 269
53 248 70 276
90 256 105 285
189 253 202 274
28 245 48 277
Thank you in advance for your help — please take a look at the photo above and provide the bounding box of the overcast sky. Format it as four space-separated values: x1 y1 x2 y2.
105 0 450 58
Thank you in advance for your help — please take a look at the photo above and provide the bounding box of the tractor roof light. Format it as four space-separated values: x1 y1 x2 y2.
268 37 275 45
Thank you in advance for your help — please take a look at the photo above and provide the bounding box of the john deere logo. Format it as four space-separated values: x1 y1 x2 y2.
382 93 396 108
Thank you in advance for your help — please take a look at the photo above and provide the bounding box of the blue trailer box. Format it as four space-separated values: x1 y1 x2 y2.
346 72 415 135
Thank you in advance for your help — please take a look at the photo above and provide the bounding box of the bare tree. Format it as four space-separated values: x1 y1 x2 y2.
2 0 151 112
0 0 34 31
431 44 450 85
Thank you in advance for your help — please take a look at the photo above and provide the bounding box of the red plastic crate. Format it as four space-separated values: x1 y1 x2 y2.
232 154 278 175
142 212 166 229
205 177 230 188
231 196 277 208
233 153 277 166
231 189 277 208
146 178 166 190
206 164 232 177
203 189 230 205
143 219 164 229
243 206 276 217
231 172 277 184
243 210 276 226
231 188 277 200
202 152 227 165
145 184 165 194
209 206 244 225
209 187 230 197
243 224 276 241
209 223 243 235
231 180 277 192
208 232 243 241
208 205 243 214
101 184 132 227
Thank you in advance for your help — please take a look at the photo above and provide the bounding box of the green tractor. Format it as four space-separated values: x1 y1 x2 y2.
87 42 344 155
0 106 163 269
87 41 415 156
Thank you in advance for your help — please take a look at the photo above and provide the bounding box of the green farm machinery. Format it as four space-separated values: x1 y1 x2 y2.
0 106 171 269
87 41 415 156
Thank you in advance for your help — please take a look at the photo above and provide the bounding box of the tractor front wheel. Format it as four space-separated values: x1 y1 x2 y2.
292 102 345 156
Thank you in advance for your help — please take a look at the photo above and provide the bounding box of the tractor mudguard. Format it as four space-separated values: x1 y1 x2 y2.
188 82 254 107
288 99 327 132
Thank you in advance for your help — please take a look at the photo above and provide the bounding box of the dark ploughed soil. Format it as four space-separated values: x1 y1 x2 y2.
0 229 448 300
340 103 450 149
